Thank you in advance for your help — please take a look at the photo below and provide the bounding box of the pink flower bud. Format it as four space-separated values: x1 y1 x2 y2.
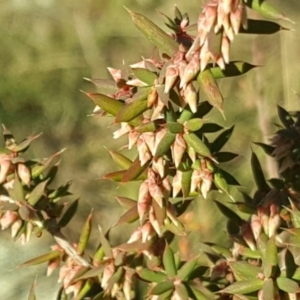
107 67 122 82
65 281 83 297
17 163 31 186
141 222 154 243
190 170 202 194
11 219 22 238
250 214 262 241
152 157 165 178
164 65 179 94
241 223 256 251
143 132 156 156
149 206 162 236
113 123 132 139
101 262 115 289
151 98 165 120
0 157 11 184
137 136 152 166
154 128 167 154
204 1 218 33
1 211 18 230
123 268 134 300
47 257 61 276
180 53 200 89
128 130 140 149
221 35 230 64
148 182 164 207
172 170 183 198
127 227 142 244
183 83 198 113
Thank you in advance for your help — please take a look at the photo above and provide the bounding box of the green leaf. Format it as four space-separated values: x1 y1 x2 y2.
166 122 184 134
27 277 37 300
251 151 270 191
155 132 176 158
136 121 159 133
84 92 124 116
229 261 261 281
15 133 42 153
197 69 224 118
20 250 61 267
77 212 92 255
174 283 189 300
277 105 294 128
240 19 289 35
58 199 79 228
220 278 263 295
151 280 174 295
74 279 94 300
177 256 198 281
184 119 204 132
262 237 277 278
214 152 238 163
262 278 274 300
138 268 167 283
253 142 275 156
211 125 235 153
210 61 257 79
131 68 158 85
122 157 149 182
276 277 299 293
115 196 136 209
198 123 223 134
220 169 240 186
214 201 243 225
83 78 118 93
115 99 148 123
98 225 113 258
245 0 293 22
115 205 139 225
27 179 49 206
188 285 207 300
109 151 132 169
125 8 178 56
214 171 233 200
163 243 177 277
183 133 213 161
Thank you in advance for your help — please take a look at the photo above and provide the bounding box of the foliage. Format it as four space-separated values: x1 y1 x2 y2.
1 0 300 299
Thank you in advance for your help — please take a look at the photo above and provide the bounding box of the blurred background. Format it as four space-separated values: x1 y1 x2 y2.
0 0 300 299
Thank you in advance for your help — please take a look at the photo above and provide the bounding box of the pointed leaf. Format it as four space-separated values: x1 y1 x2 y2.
277 105 294 128
138 268 167 283
27 179 49 206
84 92 124 116
198 123 223 133
229 261 261 281
214 152 238 163
151 280 174 295
184 119 204 132
163 243 177 277
197 69 224 117
115 205 139 225
214 201 243 225
175 283 189 300
20 250 61 267
122 157 149 182
74 279 94 300
220 278 263 295
131 68 158 85
83 78 118 93
125 8 178 56
109 151 132 169
115 99 148 123
183 133 213 161
15 133 43 153
263 237 277 278
241 19 290 35
246 0 292 22
115 196 136 209
98 225 113 258
253 142 275 157
77 212 92 255
210 61 258 79
27 277 37 300
177 256 199 281
58 199 79 228
211 125 235 153
155 132 176 158
251 151 270 191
